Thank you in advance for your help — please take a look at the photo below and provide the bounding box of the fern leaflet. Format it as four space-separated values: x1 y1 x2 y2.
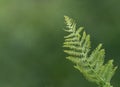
63 16 117 87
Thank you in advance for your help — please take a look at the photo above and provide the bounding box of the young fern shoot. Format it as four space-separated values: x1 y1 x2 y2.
63 16 117 87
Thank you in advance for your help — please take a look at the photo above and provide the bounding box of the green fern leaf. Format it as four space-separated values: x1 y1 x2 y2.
63 16 117 87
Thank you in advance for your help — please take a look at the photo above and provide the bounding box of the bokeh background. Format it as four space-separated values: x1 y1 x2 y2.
0 0 120 87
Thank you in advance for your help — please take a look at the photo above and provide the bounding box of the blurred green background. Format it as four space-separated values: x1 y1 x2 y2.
0 0 120 87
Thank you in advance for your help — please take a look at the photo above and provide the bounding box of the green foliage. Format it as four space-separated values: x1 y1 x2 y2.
63 16 117 87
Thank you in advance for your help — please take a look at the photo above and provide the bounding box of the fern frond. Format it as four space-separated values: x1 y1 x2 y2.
63 16 117 87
